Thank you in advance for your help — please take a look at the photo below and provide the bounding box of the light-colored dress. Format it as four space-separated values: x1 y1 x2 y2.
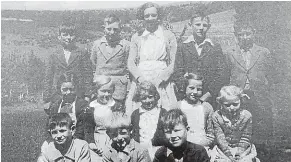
89 99 115 152
179 100 215 147
126 26 178 115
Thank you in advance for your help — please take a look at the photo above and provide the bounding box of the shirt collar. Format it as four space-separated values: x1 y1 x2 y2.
89 99 115 108
183 35 214 46
100 36 123 47
142 25 164 38
45 139 75 161
166 142 188 157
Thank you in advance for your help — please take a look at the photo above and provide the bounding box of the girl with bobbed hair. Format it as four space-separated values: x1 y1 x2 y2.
130 81 167 158
211 85 260 162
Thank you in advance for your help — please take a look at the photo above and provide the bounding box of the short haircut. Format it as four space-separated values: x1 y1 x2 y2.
161 109 188 131
58 16 76 36
234 18 255 34
136 2 163 20
92 75 115 91
104 13 121 26
183 73 203 89
105 113 132 130
47 113 73 131
132 81 160 102
216 85 245 104
190 10 210 24
57 72 78 90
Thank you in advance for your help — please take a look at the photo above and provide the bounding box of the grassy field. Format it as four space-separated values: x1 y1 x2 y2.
1 102 47 162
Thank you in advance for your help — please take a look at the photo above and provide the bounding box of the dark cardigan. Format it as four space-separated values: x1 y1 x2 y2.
131 107 167 146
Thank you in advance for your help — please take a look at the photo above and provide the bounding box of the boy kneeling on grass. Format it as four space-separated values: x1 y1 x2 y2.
153 109 210 162
38 113 91 162
102 113 151 162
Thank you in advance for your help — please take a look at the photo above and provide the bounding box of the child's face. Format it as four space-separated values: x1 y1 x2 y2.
222 97 241 116
191 17 210 41
61 82 76 104
96 84 114 105
104 21 121 42
50 125 73 146
107 128 131 150
164 123 188 148
59 31 76 46
236 27 254 51
140 91 158 111
185 79 203 103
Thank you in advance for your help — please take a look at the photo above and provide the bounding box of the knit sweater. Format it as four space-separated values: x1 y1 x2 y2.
212 109 252 157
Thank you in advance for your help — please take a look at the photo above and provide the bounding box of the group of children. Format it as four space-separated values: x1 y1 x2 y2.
39 73 259 162
38 2 269 162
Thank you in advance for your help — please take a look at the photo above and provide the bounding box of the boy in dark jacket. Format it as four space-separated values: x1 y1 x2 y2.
153 109 210 162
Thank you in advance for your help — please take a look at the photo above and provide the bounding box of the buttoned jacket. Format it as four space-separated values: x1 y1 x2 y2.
90 37 130 76
174 36 230 97
225 44 272 92
43 45 93 103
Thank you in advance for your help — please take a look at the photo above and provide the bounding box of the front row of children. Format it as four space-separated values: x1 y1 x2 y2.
38 73 260 162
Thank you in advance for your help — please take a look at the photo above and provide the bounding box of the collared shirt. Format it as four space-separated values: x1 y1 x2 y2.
139 26 167 62
64 49 71 64
139 107 161 145
103 139 151 162
39 138 91 162
183 35 214 56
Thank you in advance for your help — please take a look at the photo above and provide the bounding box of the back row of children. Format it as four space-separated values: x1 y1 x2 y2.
40 1 273 162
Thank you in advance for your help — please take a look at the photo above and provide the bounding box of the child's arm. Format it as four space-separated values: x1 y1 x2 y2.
196 147 211 162
138 148 152 162
127 34 143 81
236 111 252 157
204 103 215 146
212 113 233 159
37 153 49 162
76 142 91 162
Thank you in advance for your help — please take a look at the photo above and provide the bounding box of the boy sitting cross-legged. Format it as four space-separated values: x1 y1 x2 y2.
38 113 91 162
153 109 210 162
102 113 151 162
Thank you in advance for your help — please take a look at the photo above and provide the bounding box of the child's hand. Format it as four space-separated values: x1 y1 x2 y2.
89 143 103 156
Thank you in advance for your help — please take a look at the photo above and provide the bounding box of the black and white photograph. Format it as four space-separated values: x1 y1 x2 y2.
1 1 291 162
